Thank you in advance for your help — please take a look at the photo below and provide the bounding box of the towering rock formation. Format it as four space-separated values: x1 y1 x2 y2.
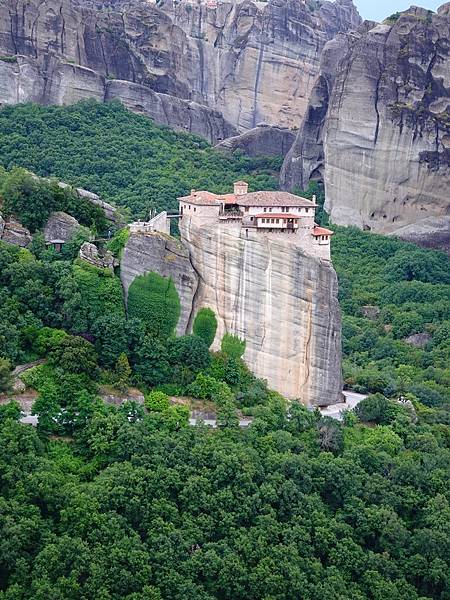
282 7 450 249
120 222 342 406
181 217 342 406
0 0 360 142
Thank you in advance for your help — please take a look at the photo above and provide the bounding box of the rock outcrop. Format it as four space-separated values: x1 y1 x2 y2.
0 217 32 246
120 232 198 337
215 125 296 158
44 211 80 243
282 8 450 248
79 241 116 270
0 0 360 141
180 218 342 406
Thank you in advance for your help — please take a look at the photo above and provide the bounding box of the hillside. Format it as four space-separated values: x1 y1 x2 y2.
0 101 280 218
0 98 449 600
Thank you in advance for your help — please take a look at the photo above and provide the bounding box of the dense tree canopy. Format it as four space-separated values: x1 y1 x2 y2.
0 101 280 218
0 100 449 600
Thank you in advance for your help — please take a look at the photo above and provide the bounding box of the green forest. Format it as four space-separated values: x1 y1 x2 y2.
0 101 280 218
0 100 449 600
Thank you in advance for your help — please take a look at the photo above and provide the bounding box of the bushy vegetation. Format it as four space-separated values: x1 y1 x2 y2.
332 227 450 412
0 385 449 599
193 307 218 348
0 101 280 218
128 272 181 338
0 166 107 232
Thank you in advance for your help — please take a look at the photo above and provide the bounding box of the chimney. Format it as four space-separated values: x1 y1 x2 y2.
191 189 196 196
312 194 317 204
234 181 249 196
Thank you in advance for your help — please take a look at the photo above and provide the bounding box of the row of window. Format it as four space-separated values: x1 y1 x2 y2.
259 218 295 224
181 204 197 213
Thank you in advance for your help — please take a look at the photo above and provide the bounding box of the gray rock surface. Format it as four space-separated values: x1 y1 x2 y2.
79 241 115 269
180 217 342 406
44 211 80 243
282 9 450 248
120 232 199 337
0 217 32 246
0 0 360 141
215 125 296 157
390 216 450 254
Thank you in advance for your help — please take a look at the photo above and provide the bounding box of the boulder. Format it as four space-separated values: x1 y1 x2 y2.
0 217 32 247
44 211 80 244
79 242 115 270
215 125 296 158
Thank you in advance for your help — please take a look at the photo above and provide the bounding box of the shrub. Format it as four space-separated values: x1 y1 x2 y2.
168 335 211 373
128 272 180 339
221 333 246 359
113 353 131 392
48 335 98 377
188 372 232 402
0 357 12 393
145 390 170 412
0 400 22 423
133 335 171 387
31 327 67 356
354 393 399 424
107 227 130 258
193 308 217 348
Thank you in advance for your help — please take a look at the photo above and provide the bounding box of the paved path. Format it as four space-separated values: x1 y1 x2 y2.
321 390 367 421
19 391 366 428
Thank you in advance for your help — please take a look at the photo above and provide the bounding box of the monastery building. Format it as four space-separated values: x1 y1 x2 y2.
178 181 333 260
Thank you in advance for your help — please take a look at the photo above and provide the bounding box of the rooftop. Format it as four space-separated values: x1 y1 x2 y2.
313 226 334 236
178 185 316 208
237 191 316 208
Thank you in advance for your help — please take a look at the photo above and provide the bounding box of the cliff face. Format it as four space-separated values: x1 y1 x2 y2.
282 7 450 248
0 0 360 142
120 232 198 336
180 218 342 406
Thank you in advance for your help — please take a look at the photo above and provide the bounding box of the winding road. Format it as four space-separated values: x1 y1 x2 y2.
19 391 367 428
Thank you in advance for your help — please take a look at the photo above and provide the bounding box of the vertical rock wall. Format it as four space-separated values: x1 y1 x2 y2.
0 0 360 140
120 232 198 336
180 218 342 406
282 8 450 248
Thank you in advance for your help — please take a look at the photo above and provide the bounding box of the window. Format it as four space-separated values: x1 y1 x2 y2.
271 218 274 223
189 204 191 210
194 207 196 212
305 208 309 213
276 219 279 223
264 208 267 212
245 207 249 212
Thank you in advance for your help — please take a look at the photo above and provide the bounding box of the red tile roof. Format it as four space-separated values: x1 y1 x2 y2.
178 191 222 205
313 226 334 236
178 189 316 209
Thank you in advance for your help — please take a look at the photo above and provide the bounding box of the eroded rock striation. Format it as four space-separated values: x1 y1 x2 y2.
282 8 450 248
0 0 360 141
181 219 342 406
